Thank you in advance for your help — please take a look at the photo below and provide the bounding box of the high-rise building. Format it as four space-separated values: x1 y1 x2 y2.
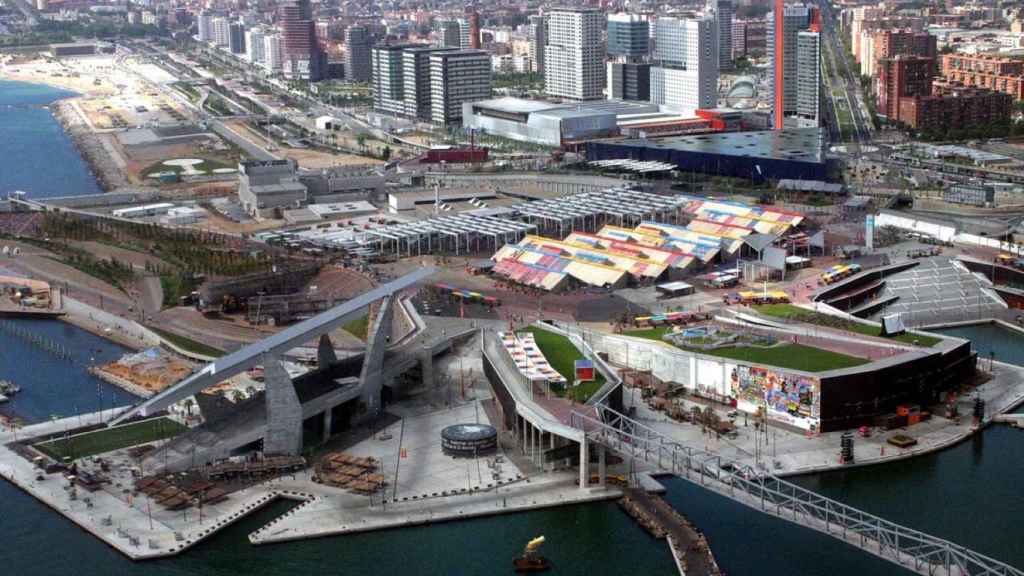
344 25 372 82
527 15 545 74
650 15 718 112
862 29 936 77
544 7 605 101
708 0 734 70
246 28 265 64
607 13 649 58
731 18 746 59
212 17 230 47
878 55 934 123
468 9 481 49
458 19 472 49
197 10 215 42
607 62 651 101
280 0 325 81
263 33 283 72
404 46 457 120
229 22 246 54
768 3 811 129
372 44 414 116
440 20 462 48
796 29 821 126
430 49 491 126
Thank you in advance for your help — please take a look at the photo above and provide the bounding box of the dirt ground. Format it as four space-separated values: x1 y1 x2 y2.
225 120 382 169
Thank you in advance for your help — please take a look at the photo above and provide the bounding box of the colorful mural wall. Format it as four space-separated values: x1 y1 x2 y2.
730 364 821 430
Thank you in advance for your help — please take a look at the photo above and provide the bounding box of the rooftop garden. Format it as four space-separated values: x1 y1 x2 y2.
753 304 942 347
523 326 606 403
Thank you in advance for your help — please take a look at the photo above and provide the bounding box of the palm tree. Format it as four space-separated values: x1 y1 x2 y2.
183 397 194 416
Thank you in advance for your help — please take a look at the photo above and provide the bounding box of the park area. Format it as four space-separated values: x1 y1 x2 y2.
523 327 605 402
752 304 942 347
35 417 186 461
622 326 869 373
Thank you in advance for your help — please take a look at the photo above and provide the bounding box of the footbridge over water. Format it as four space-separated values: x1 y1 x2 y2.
570 405 1023 576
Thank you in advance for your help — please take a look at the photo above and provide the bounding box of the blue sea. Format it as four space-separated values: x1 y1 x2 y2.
0 79 103 198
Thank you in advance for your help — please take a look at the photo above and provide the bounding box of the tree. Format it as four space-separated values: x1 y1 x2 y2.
381 145 391 160
356 132 368 150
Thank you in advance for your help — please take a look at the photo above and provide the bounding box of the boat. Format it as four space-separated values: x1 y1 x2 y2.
513 536 551 572
0 394 7 404
0 380 20 396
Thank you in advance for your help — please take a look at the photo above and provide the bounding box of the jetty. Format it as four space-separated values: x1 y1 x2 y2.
619 487 722 576
993 414 1024 429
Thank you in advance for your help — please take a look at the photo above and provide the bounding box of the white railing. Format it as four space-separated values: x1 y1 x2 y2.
571 405 1023 576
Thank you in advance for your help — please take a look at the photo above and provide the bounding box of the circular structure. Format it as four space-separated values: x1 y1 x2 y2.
441 423 498 457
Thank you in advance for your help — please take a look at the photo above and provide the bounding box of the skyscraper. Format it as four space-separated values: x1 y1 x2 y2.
430 49 491 126
768 3 811 129
527 15 545 74
280 0 325 81
440 20 462 48
229 22 246 55
344 25 372 82
650 15 718 112
708 0 734 71
263 33 283 72
796 28 822 126
197 10 215 43
606 14 651 102
372 44 415 116
246 28 265 64
404 46 456 120
212 16 230 47
544 7 605 101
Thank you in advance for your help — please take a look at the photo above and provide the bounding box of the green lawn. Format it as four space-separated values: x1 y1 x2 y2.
698 343 869 372
622 327 672 341
343 314 370 341
148 325 225 357
754 304 941 347
141 158 231 178
35 417 186 460
523 326 606 402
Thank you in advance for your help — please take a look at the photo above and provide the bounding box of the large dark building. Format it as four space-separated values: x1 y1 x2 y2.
607 62 650 101
280 0 325 81
344 25 371 82
228 22 246 55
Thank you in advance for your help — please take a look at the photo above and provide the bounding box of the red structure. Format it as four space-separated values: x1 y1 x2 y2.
280 0 324 80
773 0 785 130
873 30 937 74
468 9 481 49
878 55 934 123
942 53 1024 101
897 81 1012 133
423 147 489 163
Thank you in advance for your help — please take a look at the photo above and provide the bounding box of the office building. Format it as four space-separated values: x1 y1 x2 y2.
650 15 718 113
528 15 545 74
878 55 934 122
405 46 456 120
344 25 372 82
280 0 325 81
544 7 605 101
607 62 651 101
430 49 491 126
263 33 283 72
372 44 416 116
768 3 812 129
796 29 821 127
458 18 472 49
708 0 734 70
440 19 462 48
607 13 649 58
229 22 246 55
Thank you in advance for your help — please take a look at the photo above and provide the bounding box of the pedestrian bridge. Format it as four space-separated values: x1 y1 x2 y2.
570 405 1022 576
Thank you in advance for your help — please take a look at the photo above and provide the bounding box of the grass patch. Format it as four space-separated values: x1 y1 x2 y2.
622 327 672 341
343 314 370 341
754 304 941 347
523 326 606 402
148 325 225 357
160 271 200 308
203 93 235 116
35 417 186 460
697 343 869 372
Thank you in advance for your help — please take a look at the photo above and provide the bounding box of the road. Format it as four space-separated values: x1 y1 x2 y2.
816 0 872 146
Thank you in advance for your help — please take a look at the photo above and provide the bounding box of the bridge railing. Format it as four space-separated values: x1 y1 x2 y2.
571 405 1023 576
